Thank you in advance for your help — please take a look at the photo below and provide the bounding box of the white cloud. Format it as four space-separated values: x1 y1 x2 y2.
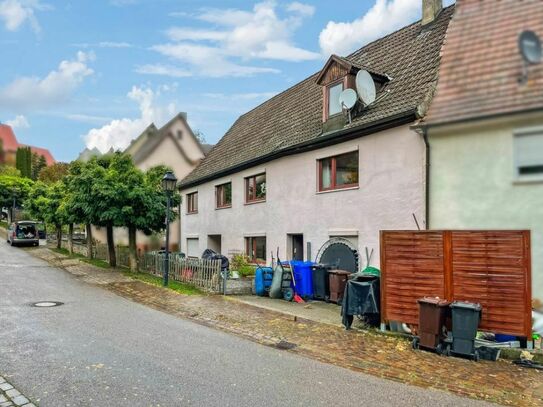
151 43 280 77
83 86 176 153
5 114 29 128
286 2 315 17
74 41 132 48
135 64 192 78
320 0 421 56
143 1 318 78
0 0 50 33
0 51 94 110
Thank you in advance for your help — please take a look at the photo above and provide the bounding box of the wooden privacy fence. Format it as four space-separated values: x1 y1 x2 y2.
140 252 222 292
380 230 532 337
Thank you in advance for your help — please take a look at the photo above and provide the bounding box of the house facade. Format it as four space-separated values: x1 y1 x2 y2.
179 1 453 265
0 124 55 167
93 113 209 250
422 0 543 305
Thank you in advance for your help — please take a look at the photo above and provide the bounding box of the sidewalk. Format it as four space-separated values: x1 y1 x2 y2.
28 246 543 406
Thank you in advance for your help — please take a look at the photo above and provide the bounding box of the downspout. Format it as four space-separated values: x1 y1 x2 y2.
422 127 430 230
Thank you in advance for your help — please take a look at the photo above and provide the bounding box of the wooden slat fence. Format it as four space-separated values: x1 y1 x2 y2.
140 252 222 292
380 230 531 337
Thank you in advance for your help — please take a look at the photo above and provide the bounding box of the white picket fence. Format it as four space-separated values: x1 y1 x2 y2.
140 252 222 292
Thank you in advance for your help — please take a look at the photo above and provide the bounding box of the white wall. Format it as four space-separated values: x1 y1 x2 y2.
429 112 543 304
181 124 426 268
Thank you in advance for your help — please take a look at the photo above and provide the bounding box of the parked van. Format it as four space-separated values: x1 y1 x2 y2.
7 221 39 247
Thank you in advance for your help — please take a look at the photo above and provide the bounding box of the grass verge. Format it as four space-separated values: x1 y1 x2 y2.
51 247 111 268
122 270 203 295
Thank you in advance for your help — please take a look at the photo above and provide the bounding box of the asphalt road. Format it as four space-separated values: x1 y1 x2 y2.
0 240 493 407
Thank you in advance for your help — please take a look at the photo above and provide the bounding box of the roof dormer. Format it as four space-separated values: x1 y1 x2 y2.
316 55 389 132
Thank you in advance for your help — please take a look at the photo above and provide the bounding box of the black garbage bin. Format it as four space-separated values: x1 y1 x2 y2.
341 276 380 329
450 301 482 361
311 264 332 301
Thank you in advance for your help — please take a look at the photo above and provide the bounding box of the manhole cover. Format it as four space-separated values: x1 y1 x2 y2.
275 340 297 350
31 301 64 307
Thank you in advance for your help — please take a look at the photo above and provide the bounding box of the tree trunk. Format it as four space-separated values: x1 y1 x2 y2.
86 223 93 259
106 223 116 267
56 224 62 249
68 223 74 255
128 225 138 272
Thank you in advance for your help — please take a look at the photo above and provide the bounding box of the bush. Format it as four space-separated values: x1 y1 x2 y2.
230 253 256 277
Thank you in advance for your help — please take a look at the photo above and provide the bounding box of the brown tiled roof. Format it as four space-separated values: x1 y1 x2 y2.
180 6 454 188
425 0 543 126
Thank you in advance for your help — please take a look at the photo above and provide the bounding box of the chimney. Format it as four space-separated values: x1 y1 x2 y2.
422 0 442 26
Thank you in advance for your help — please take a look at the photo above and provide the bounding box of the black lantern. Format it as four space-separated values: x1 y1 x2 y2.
161 171 178 193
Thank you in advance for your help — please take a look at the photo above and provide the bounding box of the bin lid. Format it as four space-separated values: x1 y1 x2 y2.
328 269 351 276
450 301 482 311
417 297 450 306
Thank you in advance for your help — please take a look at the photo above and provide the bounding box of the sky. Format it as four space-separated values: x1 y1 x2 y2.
0 0 454 162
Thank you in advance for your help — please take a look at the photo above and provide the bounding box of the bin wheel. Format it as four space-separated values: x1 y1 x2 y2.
473 350 480 362
283 288 294 302
324 295 330 303
412 337 420 350
436 343 443 355
444 344 451 357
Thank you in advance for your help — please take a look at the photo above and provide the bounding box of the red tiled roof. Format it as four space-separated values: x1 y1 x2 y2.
0 123 56 165
0 124 19 151
426 0 543 125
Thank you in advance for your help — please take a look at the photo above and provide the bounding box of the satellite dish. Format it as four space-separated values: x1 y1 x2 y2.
339 88 357 110
356 70 376 105
519 30 542 65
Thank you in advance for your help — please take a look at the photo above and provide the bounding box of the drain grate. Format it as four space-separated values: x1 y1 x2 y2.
275 340 297 350
31 301 64 307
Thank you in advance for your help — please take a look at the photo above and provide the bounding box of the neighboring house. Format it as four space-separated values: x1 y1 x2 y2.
77 147 104 162
179 1 453 263
420 0 543 304
0 124 55 166
92 113 209 250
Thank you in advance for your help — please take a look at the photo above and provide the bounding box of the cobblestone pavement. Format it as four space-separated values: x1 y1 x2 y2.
0 376 36 407
29 247 543 406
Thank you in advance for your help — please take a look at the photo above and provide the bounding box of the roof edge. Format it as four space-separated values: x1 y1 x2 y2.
179 110 416 190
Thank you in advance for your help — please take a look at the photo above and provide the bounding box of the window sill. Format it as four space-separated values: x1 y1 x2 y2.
513 177 543 185
317 186 359 195
245 199 266 206
186 211 198 215
215 205 232 210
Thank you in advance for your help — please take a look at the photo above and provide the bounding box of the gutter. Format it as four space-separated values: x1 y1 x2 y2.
179 109 417 190
421 127 430 230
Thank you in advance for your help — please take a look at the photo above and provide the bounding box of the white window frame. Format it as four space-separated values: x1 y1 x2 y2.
513 127 543 183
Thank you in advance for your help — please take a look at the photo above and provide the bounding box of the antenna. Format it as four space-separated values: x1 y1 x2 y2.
338 88 358 124
356 70 376 106
518 30 542 84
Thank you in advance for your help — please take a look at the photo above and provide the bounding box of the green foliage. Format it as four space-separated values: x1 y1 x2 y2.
230 253 256 276
0 175 33 209
15 147 32 178
0 165 21 177
25 180 67 226
38 162 70 184
31 153 47 181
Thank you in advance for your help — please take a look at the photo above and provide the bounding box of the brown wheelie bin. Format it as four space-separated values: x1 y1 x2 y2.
412 297 451 354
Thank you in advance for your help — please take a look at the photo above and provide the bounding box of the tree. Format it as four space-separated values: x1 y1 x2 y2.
193 129 206 144
38 162 70 184
0 175 33 221
15 147 32 178
31 153 47 181
63 160 97 258
0 165 21 177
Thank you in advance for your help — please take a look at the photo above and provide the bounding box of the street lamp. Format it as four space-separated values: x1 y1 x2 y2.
161 171 178 287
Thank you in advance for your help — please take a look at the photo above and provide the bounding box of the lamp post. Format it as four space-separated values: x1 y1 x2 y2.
161 171 178 287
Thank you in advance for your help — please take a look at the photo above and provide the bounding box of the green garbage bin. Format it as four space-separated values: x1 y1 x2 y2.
450 301 482 361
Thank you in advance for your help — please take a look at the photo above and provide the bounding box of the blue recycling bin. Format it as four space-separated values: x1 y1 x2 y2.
255 267 274 296
290 261 314 299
